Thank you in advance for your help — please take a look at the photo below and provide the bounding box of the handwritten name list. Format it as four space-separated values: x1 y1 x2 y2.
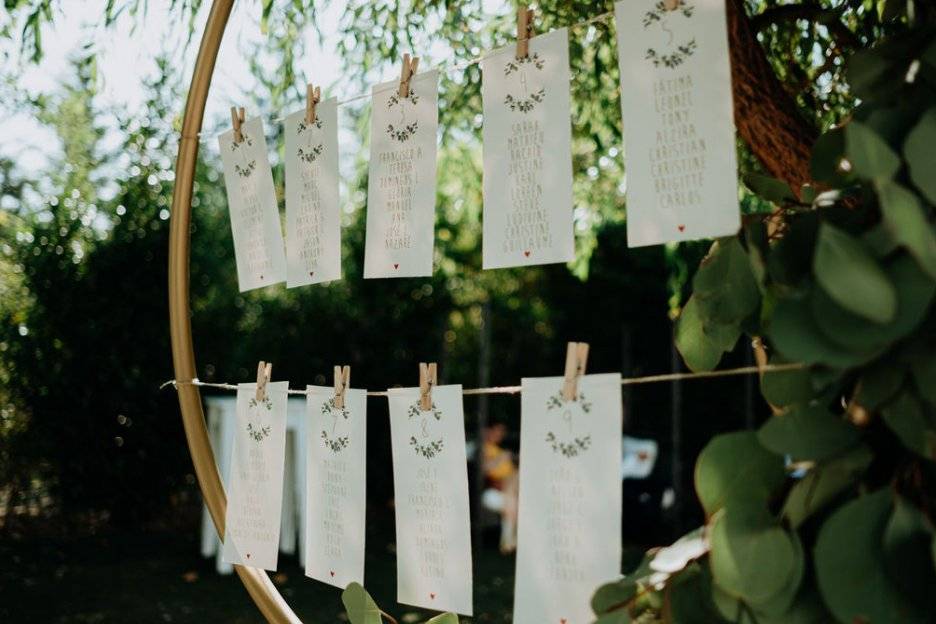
364 71 438 278
222 382 289 571
285 99 342 287
305 387 367 587
218 117 287 291
514 375 623 624
388 385 473 616
482 28 575 269
615 0 739 247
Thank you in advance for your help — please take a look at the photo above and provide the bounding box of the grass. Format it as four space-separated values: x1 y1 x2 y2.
0 523 521 623
0 513 649 623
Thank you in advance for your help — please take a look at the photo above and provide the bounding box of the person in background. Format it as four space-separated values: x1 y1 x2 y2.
481 422 518 553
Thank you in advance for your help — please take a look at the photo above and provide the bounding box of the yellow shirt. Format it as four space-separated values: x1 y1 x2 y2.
483 442 516 482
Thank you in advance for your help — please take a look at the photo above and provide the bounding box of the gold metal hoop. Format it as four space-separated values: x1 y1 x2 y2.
168 1 302 621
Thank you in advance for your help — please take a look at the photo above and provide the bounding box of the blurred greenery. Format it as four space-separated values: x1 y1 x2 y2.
2 0 927 622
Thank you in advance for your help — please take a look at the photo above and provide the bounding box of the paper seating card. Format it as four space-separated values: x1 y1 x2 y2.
304 385 367 588
222 382 289 570
364 70 439 278
284 98 342 287
388 385 473 615
218 117 287 291
482 28 575 269
513 374 623 624
614 0 740 247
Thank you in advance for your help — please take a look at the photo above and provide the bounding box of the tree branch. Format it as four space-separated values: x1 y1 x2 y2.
726 0 819 192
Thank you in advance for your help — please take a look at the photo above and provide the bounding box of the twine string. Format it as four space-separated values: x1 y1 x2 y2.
159 362 804 398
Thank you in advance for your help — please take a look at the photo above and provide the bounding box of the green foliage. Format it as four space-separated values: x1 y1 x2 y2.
603 8 936 623
341 582 458 624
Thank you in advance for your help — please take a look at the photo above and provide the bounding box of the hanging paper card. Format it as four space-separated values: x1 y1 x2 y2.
222 381 289 570
218 118 287 291
284 98 342 287
513 374 623 624
615 0 740 247
387 385 473 615
304 385 367 588
481 28 575 269
363 70 439 278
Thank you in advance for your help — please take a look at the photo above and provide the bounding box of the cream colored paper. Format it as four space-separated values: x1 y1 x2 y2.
218 118 287 291
304 385 367 588
513 374 623 624
615 0 740 247
222 381 289 571
363 71 439 278
482 28 575 269
284 99 341 287
388 385 473 616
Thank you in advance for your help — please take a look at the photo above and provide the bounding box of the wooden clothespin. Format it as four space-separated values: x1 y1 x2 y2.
399 53 420 98
230 106 246 144
516 5 535 59
419 362 438 411
255 360 273 402
305 84 321 124
333 365 350 409
663 0 682 10
561 342 589 401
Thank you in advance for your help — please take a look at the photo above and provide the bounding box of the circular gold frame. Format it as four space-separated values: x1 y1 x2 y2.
168 1 301 621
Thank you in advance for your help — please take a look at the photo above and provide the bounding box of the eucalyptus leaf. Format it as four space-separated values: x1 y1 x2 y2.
694 432 786 517
664 563 728 624
709 504 799 607
675 296 740 373
591 580 637 616
767 213 819 285
911 349 936 406
812 253 935 352
341 582 384 624
760 360 815 407
768 294 880 368
845 120 901 181
758 404 861 462
846 51 894 103
692 238 760 325
743 173 796 204
877 182 936 280
856 363 904 410
814 489 917 624
750 529 805 617
903 108 936 204
813 223 897 324
810 128 846 185
781 444 874 529
882 391 936 461
883 497 936 616
425 614 460 624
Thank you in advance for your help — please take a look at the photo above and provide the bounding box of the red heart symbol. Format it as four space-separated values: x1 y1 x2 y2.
430 593 436 600
677 225 686 232
560 619 567 624
246 553 251 559
393 263 399 269
309 271 314 277
329 571 335 578
523 250 531 257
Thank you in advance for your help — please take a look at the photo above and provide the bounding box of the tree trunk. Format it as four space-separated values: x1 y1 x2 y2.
727 0 818 192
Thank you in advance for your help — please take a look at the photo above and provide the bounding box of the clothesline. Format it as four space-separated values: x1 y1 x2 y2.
184 10 615 138
160 362 805 397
